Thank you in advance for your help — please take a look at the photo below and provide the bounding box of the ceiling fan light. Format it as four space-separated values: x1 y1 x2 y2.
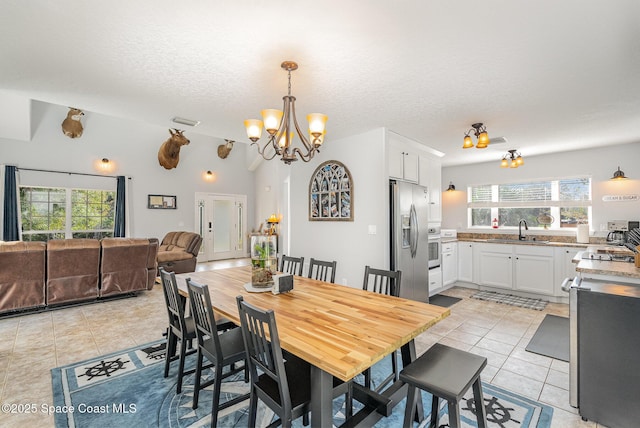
261 109 283 135
477 131 490 147
244 119 263 142
462 135 474 149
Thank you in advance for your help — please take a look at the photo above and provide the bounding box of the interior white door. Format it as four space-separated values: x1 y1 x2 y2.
195 193 247 261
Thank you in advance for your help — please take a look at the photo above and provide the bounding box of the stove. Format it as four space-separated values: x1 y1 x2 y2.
581 252 634 263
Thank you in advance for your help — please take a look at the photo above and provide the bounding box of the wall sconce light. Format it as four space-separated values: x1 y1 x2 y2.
610 166 628 180
500 149 524 168
446 181 456 191
96 157 114 173
204 170 216 181
462 123 490 149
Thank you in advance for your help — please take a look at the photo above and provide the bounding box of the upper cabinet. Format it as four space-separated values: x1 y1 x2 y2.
386 130 443 222
389 139 419 183
419 154 442 223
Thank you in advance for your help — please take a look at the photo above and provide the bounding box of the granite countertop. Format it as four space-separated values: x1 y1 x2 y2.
453 232 603 248
572 249 640 280
454 237 592 248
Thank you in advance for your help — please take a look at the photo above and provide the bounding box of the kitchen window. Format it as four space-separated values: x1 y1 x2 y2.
468 177 591 229
20 186 115 241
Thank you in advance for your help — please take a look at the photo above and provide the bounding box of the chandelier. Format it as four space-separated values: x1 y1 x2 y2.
462 123 490 149
500 149 524 168
244 61 327 164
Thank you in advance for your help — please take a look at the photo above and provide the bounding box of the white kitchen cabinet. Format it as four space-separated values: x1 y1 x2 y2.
388 140 419 183
419 154 442 222
514 246 555 295
557 247 579 280
442 242 457 286
458 242 474 283
477 244 513 289
554 246 580 296
429 267 443 296
475 242 556 295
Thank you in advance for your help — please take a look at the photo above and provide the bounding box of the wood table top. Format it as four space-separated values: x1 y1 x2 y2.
176 266 449 382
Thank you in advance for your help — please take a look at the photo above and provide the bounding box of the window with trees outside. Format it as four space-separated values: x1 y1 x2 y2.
468 177 591 229
20 186 116 241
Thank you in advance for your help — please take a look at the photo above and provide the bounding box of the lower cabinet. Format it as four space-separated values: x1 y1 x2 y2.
442 242 457 286
476 243 556 296
428 267 443 297
514 246 555 295
478 244 513 289
458 242 474 283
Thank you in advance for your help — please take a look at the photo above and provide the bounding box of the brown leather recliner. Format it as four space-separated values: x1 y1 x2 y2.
100 238 159 297
0 241 46 314
46 239 101 305
156 231 202 274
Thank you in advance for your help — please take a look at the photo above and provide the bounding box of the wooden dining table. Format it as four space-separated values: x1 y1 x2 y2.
175 266 449 427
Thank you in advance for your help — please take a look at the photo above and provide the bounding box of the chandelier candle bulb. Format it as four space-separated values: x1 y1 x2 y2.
307 113 327 134
244 119 263 142
261 109 283 134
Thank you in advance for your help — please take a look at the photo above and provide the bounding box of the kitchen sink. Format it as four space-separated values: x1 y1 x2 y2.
485 238 549 244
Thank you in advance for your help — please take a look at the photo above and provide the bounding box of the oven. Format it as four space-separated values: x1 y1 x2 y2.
427 226 441 269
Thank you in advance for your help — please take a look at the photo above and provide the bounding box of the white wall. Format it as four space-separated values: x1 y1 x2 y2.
254 128 388 288
442 142 640 236
1 101 255 240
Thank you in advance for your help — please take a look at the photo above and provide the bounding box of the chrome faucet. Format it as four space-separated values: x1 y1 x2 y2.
518 219 529 240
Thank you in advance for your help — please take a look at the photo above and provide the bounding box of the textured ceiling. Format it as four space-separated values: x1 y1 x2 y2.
1 0 639 166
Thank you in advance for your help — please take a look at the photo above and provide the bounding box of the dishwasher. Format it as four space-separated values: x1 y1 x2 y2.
562 276 640 427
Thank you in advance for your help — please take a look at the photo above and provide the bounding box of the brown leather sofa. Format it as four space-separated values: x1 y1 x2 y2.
100 237 159 297
0 237 158 315
47 239 100 305
156 231 202 274
0 241 46 314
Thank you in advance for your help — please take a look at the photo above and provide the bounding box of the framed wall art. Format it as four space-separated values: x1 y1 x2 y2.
148 194 177 209
309 160 353 221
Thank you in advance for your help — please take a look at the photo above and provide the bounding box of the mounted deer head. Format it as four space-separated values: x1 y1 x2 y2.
158 129 190 169
217 140 235 159
61 108 84 138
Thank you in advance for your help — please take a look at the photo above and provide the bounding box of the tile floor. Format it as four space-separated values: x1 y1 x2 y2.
0 260 605 427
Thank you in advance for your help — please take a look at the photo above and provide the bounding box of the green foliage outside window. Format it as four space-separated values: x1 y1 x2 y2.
20 186 116 241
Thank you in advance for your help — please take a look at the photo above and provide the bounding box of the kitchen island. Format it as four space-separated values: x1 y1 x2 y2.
565 253 640 428
572 248 640 283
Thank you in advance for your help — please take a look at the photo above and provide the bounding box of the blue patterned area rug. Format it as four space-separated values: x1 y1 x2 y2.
51 341 553 427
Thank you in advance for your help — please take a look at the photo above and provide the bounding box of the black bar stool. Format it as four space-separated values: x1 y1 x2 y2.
400 343 488 428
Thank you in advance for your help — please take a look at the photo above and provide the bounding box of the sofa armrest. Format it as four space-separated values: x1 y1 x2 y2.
0 241 46 313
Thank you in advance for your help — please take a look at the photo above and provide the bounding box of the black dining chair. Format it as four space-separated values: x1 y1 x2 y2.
280 254 305 276
307 258 337 283
361 265 403 392
159 267 198 394
236 295 352 427
186 279 249 427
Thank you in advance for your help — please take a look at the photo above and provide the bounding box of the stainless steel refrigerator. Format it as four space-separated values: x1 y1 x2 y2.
390 180 430 302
